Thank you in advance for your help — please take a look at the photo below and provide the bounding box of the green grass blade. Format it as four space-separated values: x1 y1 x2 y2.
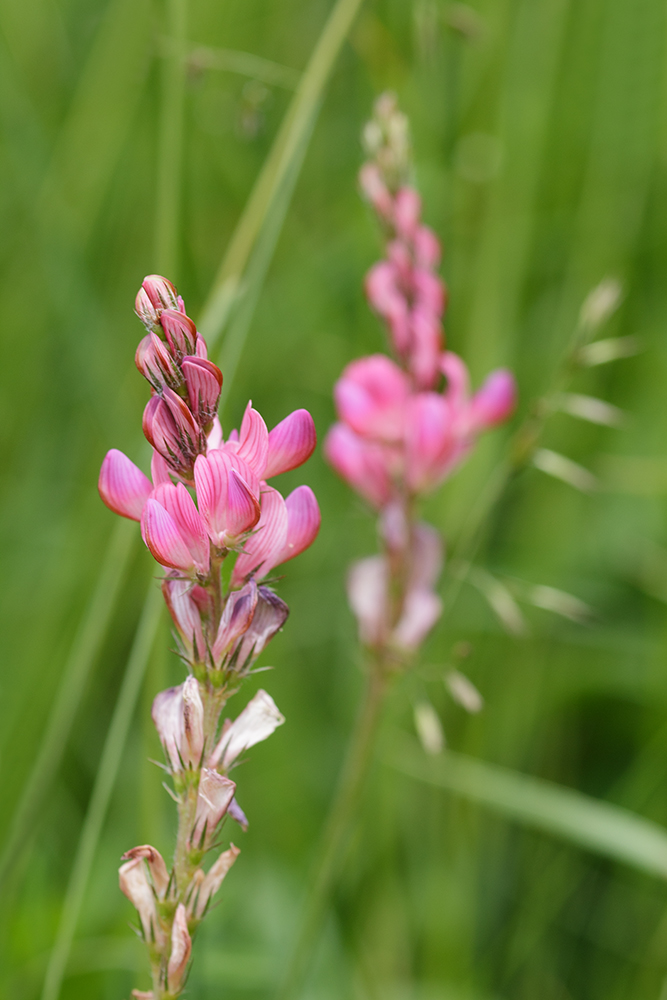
0 518 135 896
197 0 367 350
387 736 667 880
40 583 163 1000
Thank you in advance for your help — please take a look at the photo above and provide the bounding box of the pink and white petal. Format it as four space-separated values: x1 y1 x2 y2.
231 486 288 584
212 580 258 661
264 409 317 478
119 857 158 940
151 685 185 770
142 499 195 572
191 770 236 848
209 690 284 770
99 450 153 521
277 486 321 565
206 415 223 452
194 844 240 918
232 586 289 667
237 403 269 479
162 578 205 658
121 845 170 900
181 675 204 768
167 904 192 992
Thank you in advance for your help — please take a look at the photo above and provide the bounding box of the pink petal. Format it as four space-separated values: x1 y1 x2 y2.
98 449 152 521
393 587 442 650
119 857 159 940
151 450 173 486
264 409 317 478
226 469 261 538
359 162 393 219
209 690 284 770
212 580 258 662
334 355 410 443
167 904 192 992
365 263 410 352
412 268 445 317
151 685 184 770
470 368 516 429
409 308 443 390
393 186 421 238
441 351 471 409
231 586 289 668
141 498 195 572
161 578 205 661
182 357 223 426
206 415 223 451
191 770 236 849
194 451 229 545
237 402 269 478
347 556 388 647
153 482 210 574
277 486 320 565
413 225 441 269
324 423 392 508
120 845 169 900
404 393 456 494
231 486 288 584
160 308 198 358
194 845 240 919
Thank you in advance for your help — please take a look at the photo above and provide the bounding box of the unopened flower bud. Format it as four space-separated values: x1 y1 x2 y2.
182 357 223 427
135 275 181 333
135 332 184 392
161 309 199 359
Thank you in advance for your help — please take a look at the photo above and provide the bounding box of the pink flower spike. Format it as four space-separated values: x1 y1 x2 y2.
190 770 236 849
162 578 205 661
279 486 321 565
153 483 210 574
264 409 317 478
470 368 516 430
394 186 421 238
231 486 288 584
209 689 285 770
182 357 223 427
160 308 198 359
335 355 410 443
324 423 392 509
167 904 192 993
141 498 195 573
237 402 269 479
212 580 258 663
99 449 152 521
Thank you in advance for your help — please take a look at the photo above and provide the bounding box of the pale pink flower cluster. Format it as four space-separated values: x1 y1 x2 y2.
326 95 516 658
98 276 320 998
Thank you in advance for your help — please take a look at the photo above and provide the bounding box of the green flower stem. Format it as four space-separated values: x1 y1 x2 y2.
276 658 388 1000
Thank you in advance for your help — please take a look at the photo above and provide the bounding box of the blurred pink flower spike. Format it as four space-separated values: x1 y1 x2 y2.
152 676 204 772
162 578 206 664
208 689 285 771
189 844 240 920
212 581 259 665
393 186 421 239
98 449 153 521
135 274 181 333
470 368 517 430
324 423 392 509
404 393 456 494
182 358 223 427
167 904 192 994
190 769 236 850
121 845 170 900
119 854 161 944
335 355 410 442
264 408 317 478
194 451 261 548
359 161 393 219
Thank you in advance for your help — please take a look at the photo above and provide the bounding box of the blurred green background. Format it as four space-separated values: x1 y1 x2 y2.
3 0 667 997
